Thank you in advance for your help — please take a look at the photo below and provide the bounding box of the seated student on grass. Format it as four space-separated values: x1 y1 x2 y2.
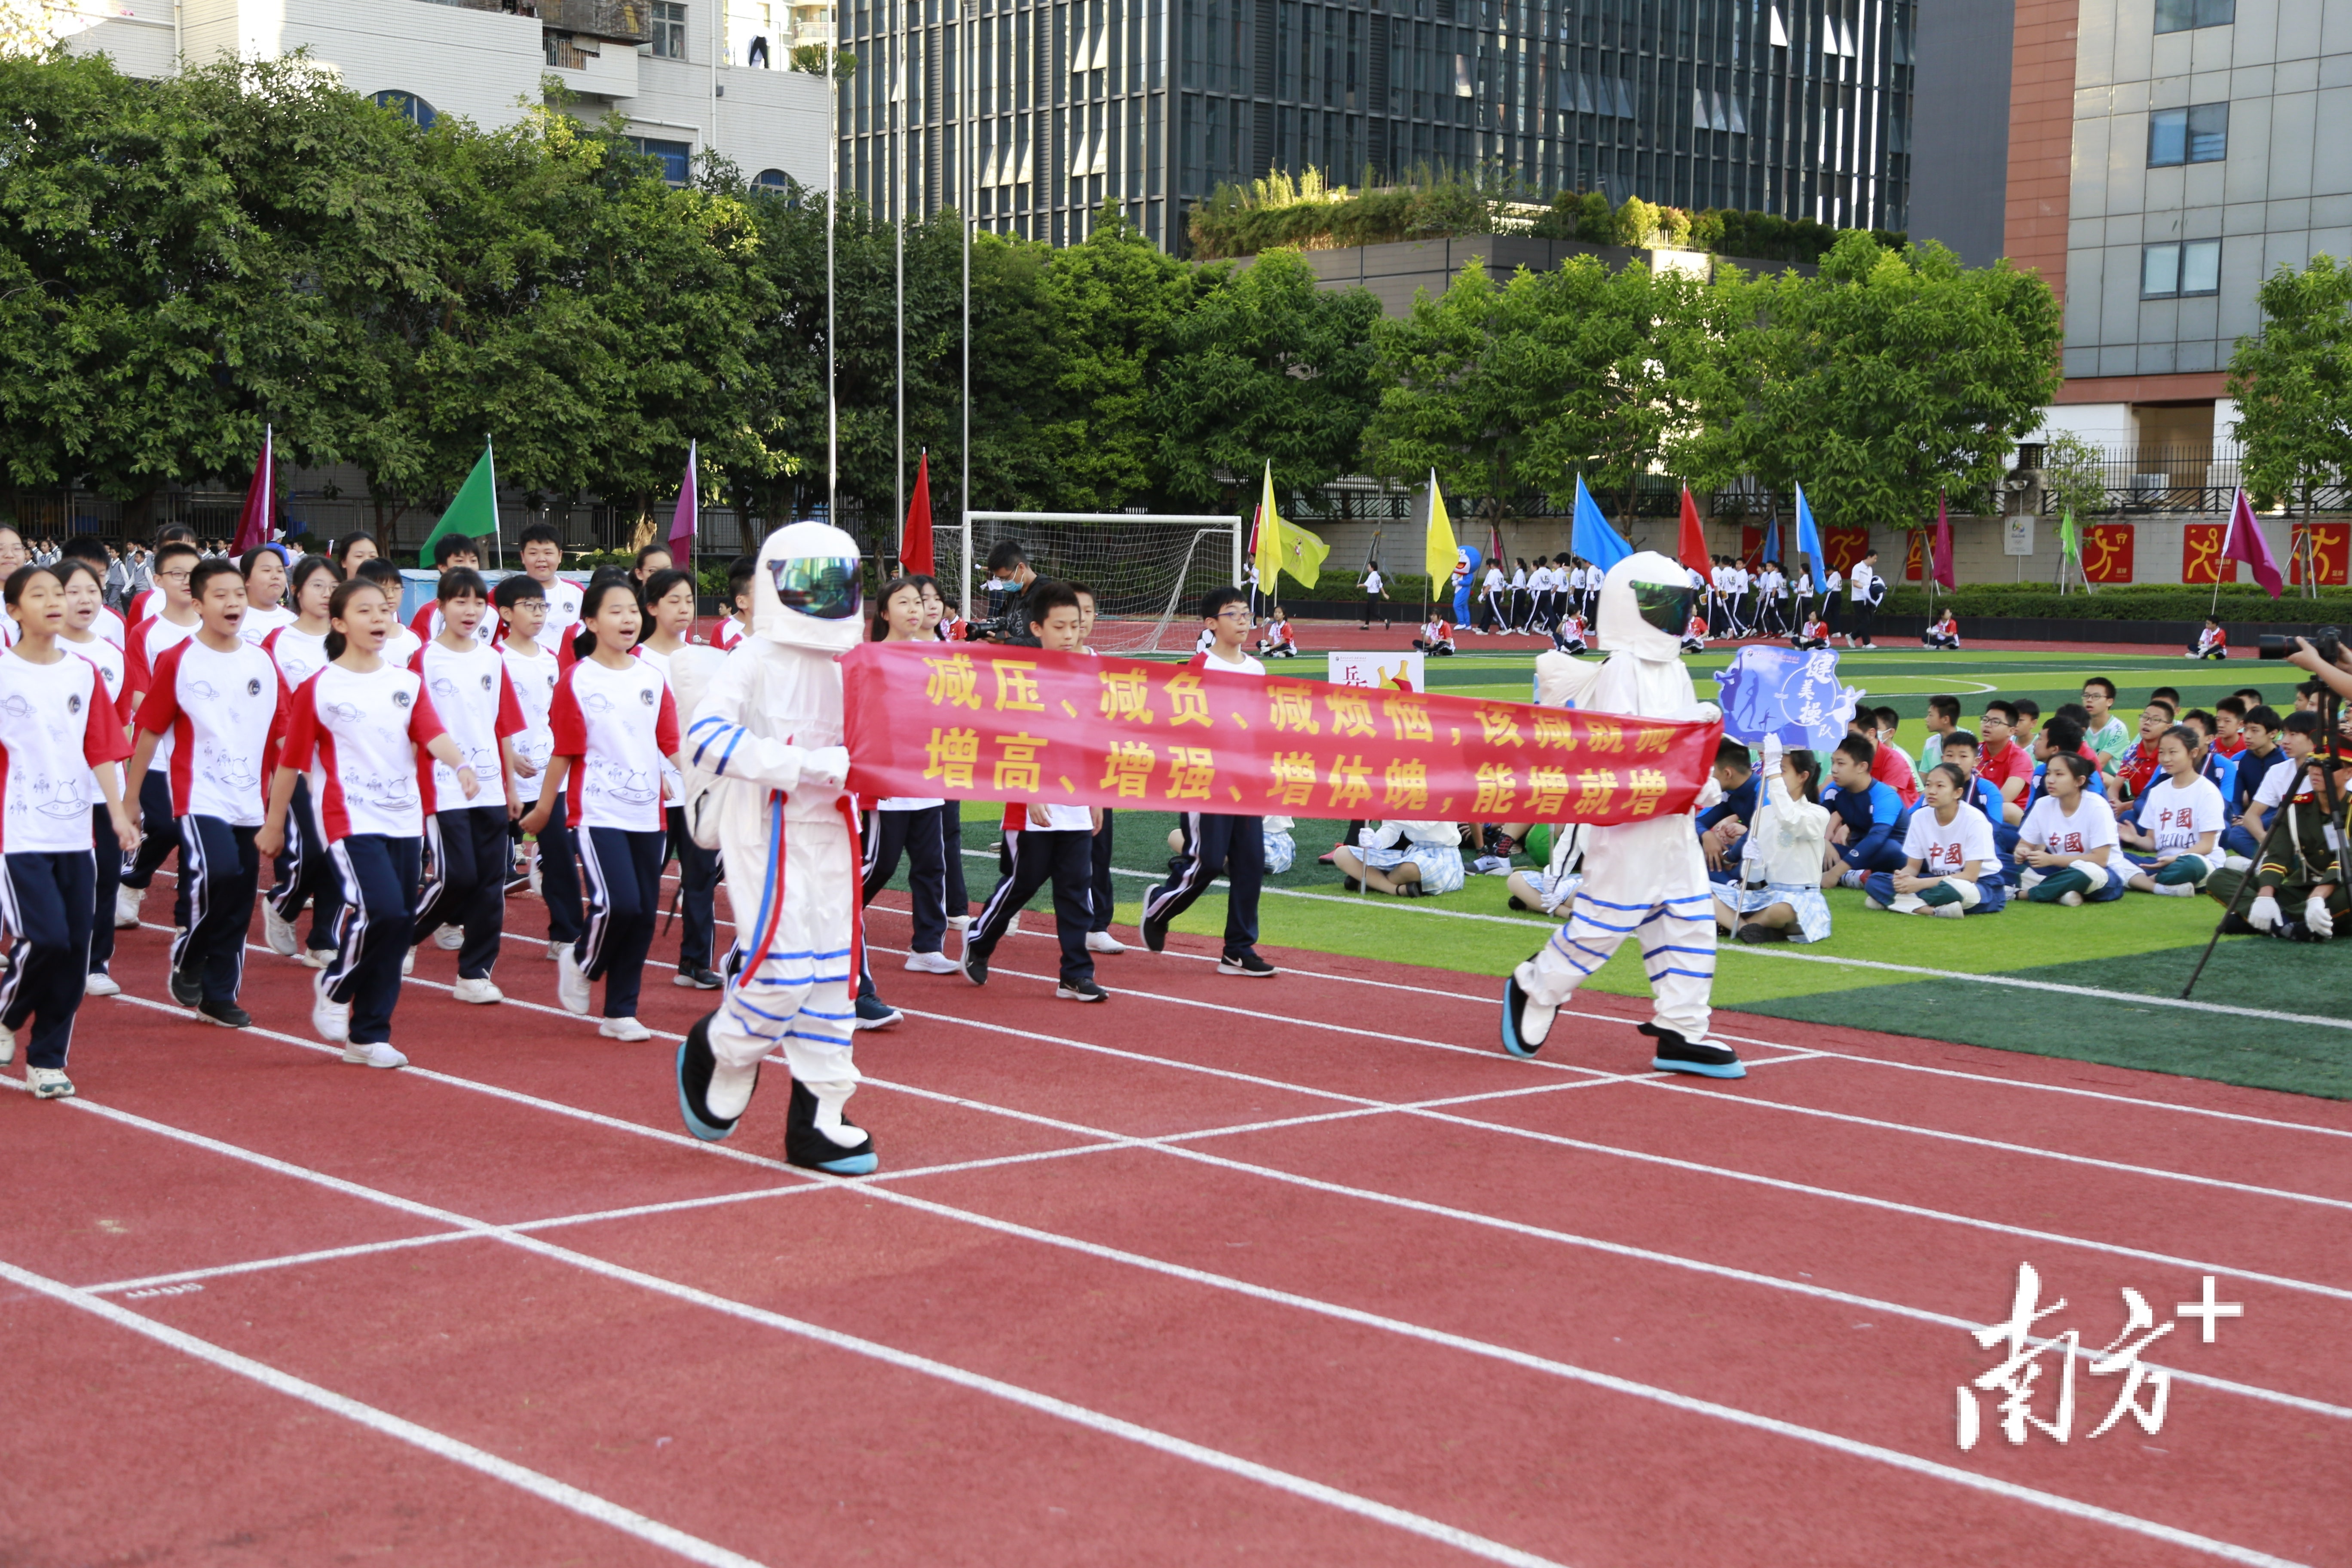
2116 698 2174 801
1976 701 2034 826
1929 730 2015 876
1715 740 1833 943
1255 612 1298 658
1414 615 1456 655
2080 677 2130 774
1696 738 1759 884
2211 695 2251 759
1791 609 1831 651
2177 709 2238 802
2117 723 2227 895
2190 616 2228 659
1921 609 1960 650
1332 820 1466 896
1821 735 1914 888
1551 609 1589 655
2224 705 2290 862
1507 824 1585 917
2207 709 2346 939
1679 610 1709 655
2012 698 2041 748
1865 762 2007 916
1918 694 1960 771
2014 753 2125 905
1851 708 1920 806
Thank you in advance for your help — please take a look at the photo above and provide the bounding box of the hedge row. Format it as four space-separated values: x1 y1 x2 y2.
1880 584 2352 624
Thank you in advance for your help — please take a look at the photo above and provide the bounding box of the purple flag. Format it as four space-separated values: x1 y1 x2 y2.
2223 487 2282 598
668 439 698 556
1931 493 1956 590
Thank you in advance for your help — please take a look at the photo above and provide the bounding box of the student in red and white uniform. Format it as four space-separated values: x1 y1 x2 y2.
407 534 500 647
714 555 755 651
1679 611 1709 656
123 559 288 1028
913 574 971 923
351 558 423 667
238 545 296 645
1414 616 1456 655
493 575 579 957
1 564 137 1099
1255 611 1298 658
521 579 682 1041
260 576 479 1069
1791 611 1831 651
517 523 585 651
54 539 126 648
54 558 132 998
118 539 207 927
1072 582 1124 954
409 568 525 1004
119 524 198 628
851 578 956 1022
634 568 725 990
0 527 28 648
260 555 344 965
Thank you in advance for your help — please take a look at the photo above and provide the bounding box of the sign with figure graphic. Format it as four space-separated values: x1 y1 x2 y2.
2181 522 2225 584
1327 652 1425 693
1712 645 1862 750
2083 524 2135 584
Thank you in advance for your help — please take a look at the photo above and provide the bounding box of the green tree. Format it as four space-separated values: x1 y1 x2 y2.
1703 233 2062 531
1359 263 1528 516
2226 254 2352 513
1153 247 1381 515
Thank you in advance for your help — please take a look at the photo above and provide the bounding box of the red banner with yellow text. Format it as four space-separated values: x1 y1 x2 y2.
841 643 1721 824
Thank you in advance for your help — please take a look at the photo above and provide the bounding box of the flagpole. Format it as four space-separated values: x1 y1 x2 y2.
487 438 499 570
825 11 837 525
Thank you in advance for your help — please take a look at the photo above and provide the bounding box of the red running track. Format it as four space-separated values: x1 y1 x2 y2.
4 876 2348 1567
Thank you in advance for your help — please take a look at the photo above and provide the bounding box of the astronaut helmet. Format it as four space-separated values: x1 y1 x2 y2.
752 521 864 653
1596 551 1699 663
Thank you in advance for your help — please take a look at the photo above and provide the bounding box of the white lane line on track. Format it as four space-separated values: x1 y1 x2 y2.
2 1081 2314 1568
3 1088 1573 1568
0 1255 775 1568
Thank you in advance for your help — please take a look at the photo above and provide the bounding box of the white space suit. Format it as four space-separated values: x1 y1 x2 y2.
1501 551 1746 1080
671 522 879 1173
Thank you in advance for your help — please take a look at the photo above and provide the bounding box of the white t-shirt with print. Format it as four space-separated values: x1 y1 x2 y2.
0 648 126 852
1902 801 1999 878
134 637 284 825
500 641 560 805
264 625 331 693
2138 774 2226 858
2018 792 2119 858
547 655 680 833
240 603 297 645
281 662 447 839
412 638 521 812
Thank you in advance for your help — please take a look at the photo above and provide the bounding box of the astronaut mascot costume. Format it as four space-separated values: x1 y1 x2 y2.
669 521 880 1173
1500 551 1746 1080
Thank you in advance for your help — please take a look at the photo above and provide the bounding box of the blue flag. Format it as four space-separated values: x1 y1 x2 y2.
1792 483 1827 585
1571 475 1634 575
1712 645 1862 750
1762 515 1781 565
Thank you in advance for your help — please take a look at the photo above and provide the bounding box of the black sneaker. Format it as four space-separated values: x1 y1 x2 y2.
671 966 724 989
961 943 990 986
854 994 903 1029
168 967 201 1007
1641 1023 1746 1080
784 1079 877 1175
196 998 251 1029
675 1012 752 1143
1056 977 1109 1002
1140 908 1170 953
1736 922 1789 943
1341 875 1363 892
1218 950 1275 977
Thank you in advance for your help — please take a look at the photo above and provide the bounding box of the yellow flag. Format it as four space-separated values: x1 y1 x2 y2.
1253 461 1329 591
1424 468 1458 585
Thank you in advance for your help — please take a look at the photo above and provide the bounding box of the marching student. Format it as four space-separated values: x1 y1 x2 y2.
631 542 673 586
0 564 137 1099
2118 724 2227 895
961 582 1108 1001
407 533 497 646
260 576 479 1068
517 523 586 651
53 559 132 999
328 530 380 582
117 539 205 930
409 568 525 1004
493 575 577 958
259 555 345 967
714 554 756 651
2014 754 2125 905
856 577 958 1010
238 546 295 645
1140 588 1276 977
632 568 725 992
915 577 972 924
123 558 288 1027
119 524 197 627
1072 582 1124 955
56 538 127 648
354 557 423 667
521 579 683 1041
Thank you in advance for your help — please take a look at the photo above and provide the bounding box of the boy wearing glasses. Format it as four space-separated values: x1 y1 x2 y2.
116 540 207 929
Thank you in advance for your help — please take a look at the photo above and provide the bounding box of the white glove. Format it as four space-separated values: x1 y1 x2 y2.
1692 701 1722 724
797 745 851 799
2306 896 2335 940
2247 893 2281 932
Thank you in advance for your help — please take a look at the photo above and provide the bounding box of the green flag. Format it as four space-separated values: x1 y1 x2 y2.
420 443 499 565
2058 508 2079 559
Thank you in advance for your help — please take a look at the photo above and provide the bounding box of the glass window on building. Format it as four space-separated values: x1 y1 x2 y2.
372 90 435 128
2147 102 2227 166
631 136 694 184
651 1 689 59
2142 240 2220 298
2153 0 2233 33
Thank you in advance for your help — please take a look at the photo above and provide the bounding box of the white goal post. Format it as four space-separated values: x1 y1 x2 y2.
948 510 1245 655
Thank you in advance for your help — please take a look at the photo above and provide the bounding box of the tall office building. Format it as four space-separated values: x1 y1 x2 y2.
840 0 1918 252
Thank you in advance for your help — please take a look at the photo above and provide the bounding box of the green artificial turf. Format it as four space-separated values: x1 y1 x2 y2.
864 647 2341 1098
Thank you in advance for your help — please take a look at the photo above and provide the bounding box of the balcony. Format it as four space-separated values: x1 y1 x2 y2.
535 0 648 43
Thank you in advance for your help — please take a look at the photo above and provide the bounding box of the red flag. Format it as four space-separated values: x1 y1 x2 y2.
1675 485 1710 578
233 427 275 554
668 439 698 557
1931 493 1956 590
2223 487 2282 598
900 451 934 576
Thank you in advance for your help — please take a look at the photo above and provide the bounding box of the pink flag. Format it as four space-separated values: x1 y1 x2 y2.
2223 487 2282 598
668 439 698 557
1931 493 1955 590
233 426 274 554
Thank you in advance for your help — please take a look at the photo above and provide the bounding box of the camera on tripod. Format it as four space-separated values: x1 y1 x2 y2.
2258 625 2344 665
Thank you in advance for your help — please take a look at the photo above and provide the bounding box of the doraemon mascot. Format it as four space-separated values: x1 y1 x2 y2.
1499 551 1745 1079
670 522 879 1173
1452 545 1482 627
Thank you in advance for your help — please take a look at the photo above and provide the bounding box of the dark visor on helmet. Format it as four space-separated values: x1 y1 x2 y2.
1632 579 1697 634
769 557 863 620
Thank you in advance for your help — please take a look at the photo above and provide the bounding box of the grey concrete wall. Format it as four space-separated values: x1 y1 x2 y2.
1908 0 2018 267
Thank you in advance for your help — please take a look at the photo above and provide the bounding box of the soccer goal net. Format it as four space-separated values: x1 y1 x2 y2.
941 511 1244 656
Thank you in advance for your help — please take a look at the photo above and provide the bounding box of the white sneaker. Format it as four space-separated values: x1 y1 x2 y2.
1929 901 1966 919
2059 891 2085 906
598 1016 652 1041
300 948 335 970
82 972 120 998
434 925 464 951
903 949 962 973
2150 882 2196 897
26 1066 74 1099
0 1025 12 1065
2220 854 2253 873
1083 931 1127 955
311 972 351 1043
341 1041 406 1069
556 945 591 1014
401 946 416 976
546 940 567 962
528 858 543 898
451 976 505 1004
263 901 300 956
946 915 973 934
114 885 144 929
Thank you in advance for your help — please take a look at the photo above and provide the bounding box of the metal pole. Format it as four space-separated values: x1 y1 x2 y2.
961 0 971 608
894 0 906 547
826 6 837 524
